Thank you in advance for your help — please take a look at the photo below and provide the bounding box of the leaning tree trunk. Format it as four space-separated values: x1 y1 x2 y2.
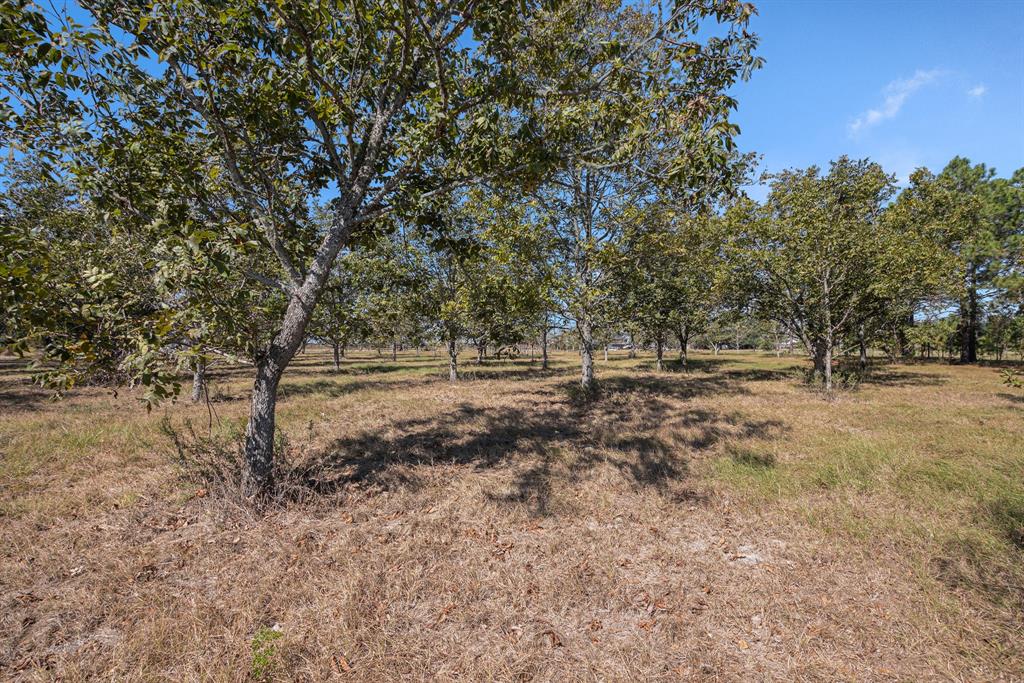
579 317 595 390
190 359 207 404
242 209 352 496
447 335 458 383
332 342 342 371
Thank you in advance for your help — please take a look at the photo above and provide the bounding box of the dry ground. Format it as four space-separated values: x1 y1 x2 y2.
1 348 1022 681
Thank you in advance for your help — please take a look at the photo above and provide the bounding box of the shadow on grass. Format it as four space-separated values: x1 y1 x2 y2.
0 384 52 411
283 369 787 515
857 367 948 388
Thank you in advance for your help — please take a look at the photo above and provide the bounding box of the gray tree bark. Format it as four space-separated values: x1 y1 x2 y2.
579 318 595 390
191 359 207 404
541 325 549 370
448 336 458 383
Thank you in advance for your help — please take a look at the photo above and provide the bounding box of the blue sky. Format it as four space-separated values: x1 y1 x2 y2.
732 0 1024 197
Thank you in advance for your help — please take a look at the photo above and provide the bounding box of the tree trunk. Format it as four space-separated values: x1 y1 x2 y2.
824 343 833 393
241 207 352 497
244 359 284 495
812 342 827 385
858 324 867 370
898 311 913 357
604 345 608 362
655 337 664 372
628 332 636 359
332 342 341 371
579 317 595 390
678 325 689 371
541 325 549 370
190 359 207 404
447 336 458 383
392 339 398 362
959 270 979 363
811 339 833 393
476 343 485 364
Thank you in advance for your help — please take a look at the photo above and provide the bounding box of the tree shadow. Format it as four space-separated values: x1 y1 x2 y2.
284 369 788 516
996 392 1024 406
0 384 52 411
857 367 948 387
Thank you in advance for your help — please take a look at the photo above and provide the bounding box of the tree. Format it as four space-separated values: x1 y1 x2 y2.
604 205 724 371
311 253 371 371
416 188 550 381
4 0 555 495
731 157 917 392
526 0 761 391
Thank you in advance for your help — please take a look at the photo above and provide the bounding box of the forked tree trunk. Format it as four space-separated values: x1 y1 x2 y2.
476 343 485 364
812 340 833 393
332 342 342 371
627 332 636 359
579 318 595 390
447 336 458 383
191 359 207 404
677 324 689 371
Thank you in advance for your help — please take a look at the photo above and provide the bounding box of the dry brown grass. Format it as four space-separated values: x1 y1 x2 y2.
1 349 1021 681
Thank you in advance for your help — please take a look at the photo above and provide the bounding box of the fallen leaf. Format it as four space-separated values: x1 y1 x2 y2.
541 629 563 647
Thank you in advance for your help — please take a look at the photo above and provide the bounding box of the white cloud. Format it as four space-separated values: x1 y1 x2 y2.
848 69 944 135
967 84 987 98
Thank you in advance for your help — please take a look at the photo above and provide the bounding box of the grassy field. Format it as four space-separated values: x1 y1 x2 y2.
1 348 1022 681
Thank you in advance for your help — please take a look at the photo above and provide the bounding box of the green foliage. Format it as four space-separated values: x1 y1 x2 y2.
250 625 283 680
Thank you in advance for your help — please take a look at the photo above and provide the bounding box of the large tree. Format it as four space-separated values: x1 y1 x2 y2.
604 205 725 370
3 0 555 495
881 160 1023 363
526 0 761 391
731 157 925 392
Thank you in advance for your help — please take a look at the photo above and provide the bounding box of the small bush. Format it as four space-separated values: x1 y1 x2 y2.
250 624 283 680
